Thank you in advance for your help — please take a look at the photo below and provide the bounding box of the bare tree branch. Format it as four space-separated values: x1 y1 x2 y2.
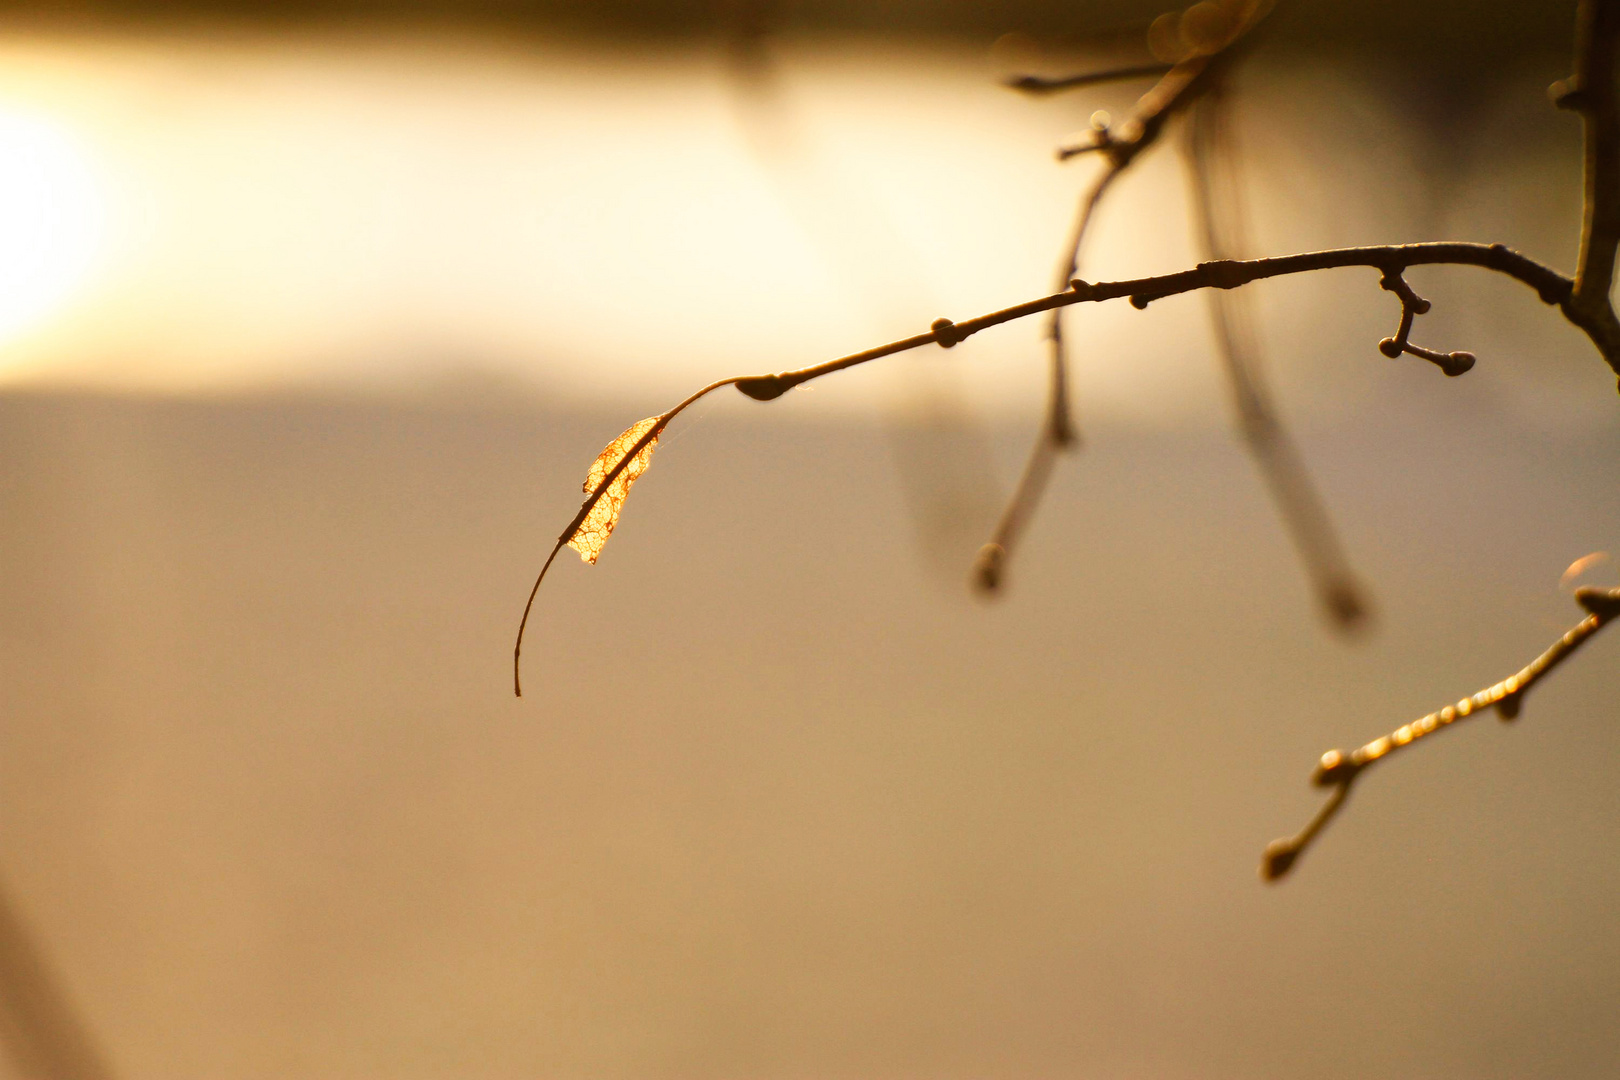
1261 586 1620 881
1562 0 1620 382
975 0 1275 594
972 163 1117 593
517 240 1579 693
736 241 1571 402
1255 0 1620 877
1184 79 1369 629
1003 63 1172 96
519 2 1620 893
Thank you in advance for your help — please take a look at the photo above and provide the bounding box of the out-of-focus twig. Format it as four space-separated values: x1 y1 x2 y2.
721 0 1002 581
1262 586 1620 881
0 871 114 1080
1256 0 1620 879
1184 80 1369 628
975 0 1275 594
1557 0 1620 383
1003 63 1173 96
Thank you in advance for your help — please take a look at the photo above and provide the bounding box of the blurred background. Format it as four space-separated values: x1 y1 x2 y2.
0 1 1618 1077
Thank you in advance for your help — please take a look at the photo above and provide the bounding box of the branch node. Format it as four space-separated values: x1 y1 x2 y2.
1576 584 1620 618
1549 76 1587 110
1260 839 1300 881
972 542 1005 592
1311 749 1360 787
1377 271 1474 375
1197 258 1247 289
735 374 790 401
931 317 965 348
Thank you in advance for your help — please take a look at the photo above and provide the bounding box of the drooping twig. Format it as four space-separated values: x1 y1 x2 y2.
517 240 1576 694
723 2 1001 580
1251 2 1620 874
1004 63 1173 96
972 162 1117 592
975 1 1275 594
514 376 738 696
1261 586 1620 881
1184 80 1369 628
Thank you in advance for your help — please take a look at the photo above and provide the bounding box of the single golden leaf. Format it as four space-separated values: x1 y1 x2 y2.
567 416 659 564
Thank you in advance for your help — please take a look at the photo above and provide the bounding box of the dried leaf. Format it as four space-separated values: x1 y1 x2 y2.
567 416 660 564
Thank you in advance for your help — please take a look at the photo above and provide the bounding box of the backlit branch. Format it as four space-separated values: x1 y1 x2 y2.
972 162 1117 592
1562 0 1620 382
1248 0 1620 875
517 240 1579 694
737 241 1571 402
975 0 1274 594
1261 586 1620 881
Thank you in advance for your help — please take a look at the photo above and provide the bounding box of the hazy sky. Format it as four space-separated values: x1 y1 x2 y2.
0 29 1602 428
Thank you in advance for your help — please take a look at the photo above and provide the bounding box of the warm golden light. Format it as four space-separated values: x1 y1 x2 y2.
0 105 104 354
1561 550 1612 588
568 416 660 565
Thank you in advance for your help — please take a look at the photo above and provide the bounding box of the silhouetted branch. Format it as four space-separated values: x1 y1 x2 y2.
522 2 1620 896
514 376 738 696
976 1 1274 594
1247 1 1620 878
973 163 1118 593
1561 0 1620 383
1004 63 1172 96
518 240 1581 693
740 241 1570 404
1261 586 1620 881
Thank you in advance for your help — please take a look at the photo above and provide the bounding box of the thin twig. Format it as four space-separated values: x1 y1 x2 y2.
514 376 740 696
1184 80 1369 628
1376 271 1476 376
974 0 1276 594
1261 586 1620 881
736 242 1571 402
1004 63 1173 96
518 240 1578 693
1561 0 1620 381
973 163 1118 592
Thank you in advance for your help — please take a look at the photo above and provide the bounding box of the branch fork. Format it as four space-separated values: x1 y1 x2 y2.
1261 585 1620 882
1377 271 1476 376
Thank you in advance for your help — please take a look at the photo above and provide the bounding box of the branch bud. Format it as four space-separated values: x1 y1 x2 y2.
1441 351 1476 376
1311 749 1359 787
1260 839 1300 881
